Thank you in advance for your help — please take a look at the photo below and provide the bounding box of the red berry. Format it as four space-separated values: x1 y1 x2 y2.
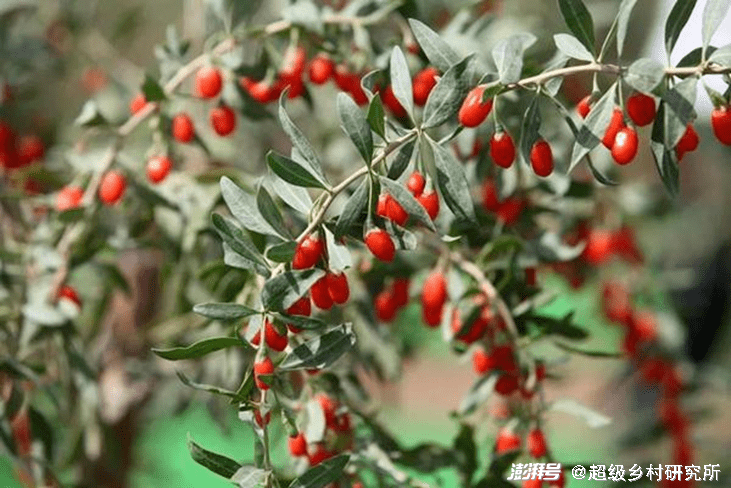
523 479 543 488
582 229 614 265
98 170 126 205
494 374 519 395
58 285 82 308
146 156 172 184
210 105 237 136
451 310 487 344
413 66 438 106
308 55 335 85
375 290 398 322
195 66 223 99
577 95 592 119
172 113 195 143
364 228 396 262
489 131 516 168
676 123 699 160
611 126 639 165
392 278 410 307
254 409 271 428
417 191 439 220
316 394 338 429
286 296 311 317
458 86 493 127
326 272 350 304
496 197 525 225
536 363 546 382
627 92 656 127
292 235 324 269
492 345 518 374
525 267 537 286
129 93 147 115
495 429 521 454
381 85 407 119
422 271 447 310
711 105 731 145
308 443 334 466
472 349 494 374
11 409 32 457
280 46 307 83
406 171 426 197
527 429 547 458
254 357 274 390
376 193 390 218
422 304 442 328
530 140 553 177
631 309 657 343
264 320 288 352
17 135 44 165
386 195 408 226
311 276 334 310
288 432 308 457
481 179 500 212
602 108 626 149
57 185 84 211
243 78 279 104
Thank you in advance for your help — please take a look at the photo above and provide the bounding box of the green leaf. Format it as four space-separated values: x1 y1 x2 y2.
324 227 352 271
528 312 589 339
74 100 108 127
553 33 594 61
257 185 291 239
274 314 327 331
178 372 244 400
543 53 570 96
408 19 461 73
192 302 260 320
379 176 436 231
426 136 476 223
334 179 369 239
518 96 542 169
569 84 617 172
553 341 623 358
663 77 697 147
282 0 323 35
616 0 639 57
558 0 596 54
142 73 166 102
492 33 536 85
650 101 681 197
188 436 242 479
261 268 325 311
267 151 327 189
459 373 499 415
389 46 414 119
230 465 268 488
587 158 619 186
453 424 478 482
220 176 286 239
28 407 54 461
211 213 271 277
702 0 731 54
387 139 416 180
288 454 350 488
550 398 611 428
337 92 373 164
278 95 328 183
279 324 356 371
530 232 586 262
422 55 473 128
624 58 665 94
152 337 246 360
665 0 697 55
366 94 386 140
267 174 313 215
709 43 731 67
265 241 297 263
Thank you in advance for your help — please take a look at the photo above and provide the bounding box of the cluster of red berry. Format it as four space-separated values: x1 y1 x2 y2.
0 121 45 171
494 425 565 488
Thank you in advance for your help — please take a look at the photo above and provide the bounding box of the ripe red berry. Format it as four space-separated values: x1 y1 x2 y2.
496 197 525 226
417 191 439 220
311 276 334 310
17 135 44 165
286 296 311 317
406 171 426 197
413 67 438 106
495 429 521 454
386 195 408 226
326 272 350 304
392 278 410 307
146 155 172 184
577 95 592 119
631 309 657 343
210 105 237 136
494 374 519 395
98 170 126 205
522 478 543 488
489 131 516 168
481 179 500 212
451 310 487 344
264 320 288 352
195 66 223 99
292 235 324 269
422 304 442 328
611 126 639 165
381 85 407 119
58 285 82 308
308 55 334 85
422 271 447 311
458 86 493 127
243 78 279 104
280 46 307 83
711 105 731 145
129 93 147 115
288 432 308 457
375 289 398 322
365 228 396 262
376 193 390 218
253 409 271 428
172 113 195 143
308 443 334 466
527 429 547 458
254 357 274 390
602 108 626 149
582 229 614 265
316 394 338 429
57 185 84 211
627 92 656 126
530 140 553 177
473 349 493 374
675 123 699 160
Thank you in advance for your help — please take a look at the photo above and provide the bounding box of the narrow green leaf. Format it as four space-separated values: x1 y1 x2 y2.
152 337 246 361
257 185 291 239
426 136 476 223
389 46 414 119
624 58 665 94
616 0 639 57
459 373 499 415
193 302 260 320
278 95 328 182
553 33 594 61
267 151 327 189
288 454 350 488
188 436 242 479
220 177 285 238
387 139 416 180
334 179 369 239
702 0 731 54
550 398 611 428
587 158 619 186
665 0 697 55
265 241 297 263
422 55 473 128
379 176 436 231
266 174 313 215
553 341 623 358
709 43 731 66
230 465 268 488
519 96 541 168
274 314 327 331
408 19 461 73
261 268 325 311
142 73 166 102
663 77 697 147
650 102 681 196
279 324 356 371
337 92 373 164
211 213 271 277
492 34 536 85
366 93 386 140
569 84 617 172
544 53 570 96
558 0 596 54
324 227 352 271
178 371 243 400
74 100 107 127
